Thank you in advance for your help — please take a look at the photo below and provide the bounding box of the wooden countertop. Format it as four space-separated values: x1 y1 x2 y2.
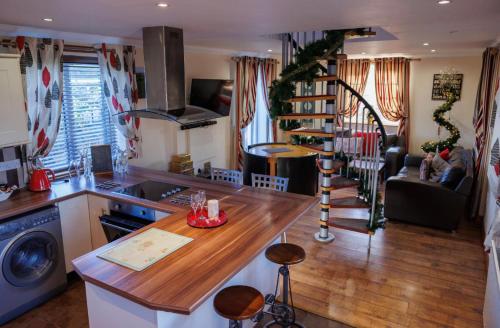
0 167 246 221
0 166 317 315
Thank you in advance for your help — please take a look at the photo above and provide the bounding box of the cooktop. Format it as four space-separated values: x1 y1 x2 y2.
114 181 188 202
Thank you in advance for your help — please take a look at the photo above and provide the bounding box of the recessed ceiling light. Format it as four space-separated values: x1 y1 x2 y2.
437 0 451 5
423 42 429 46
267 49 273 52
361 52 366 55
156 2 168 8
42 18 53 22
431 49 437 53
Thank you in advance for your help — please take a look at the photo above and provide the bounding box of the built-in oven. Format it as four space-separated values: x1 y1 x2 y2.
99 201 171 242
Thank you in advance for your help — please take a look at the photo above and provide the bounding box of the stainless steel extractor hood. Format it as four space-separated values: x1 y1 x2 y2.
118 26 222 124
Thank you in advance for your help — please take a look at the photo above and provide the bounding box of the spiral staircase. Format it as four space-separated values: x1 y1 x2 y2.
276 29 387 245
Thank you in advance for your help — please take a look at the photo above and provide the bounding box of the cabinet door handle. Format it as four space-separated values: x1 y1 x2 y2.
100 221 134 233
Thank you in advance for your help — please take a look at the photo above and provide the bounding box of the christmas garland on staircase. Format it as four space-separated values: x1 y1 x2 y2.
269 29 366 131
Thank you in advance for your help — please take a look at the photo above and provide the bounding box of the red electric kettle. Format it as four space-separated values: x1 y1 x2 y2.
29 168 56 192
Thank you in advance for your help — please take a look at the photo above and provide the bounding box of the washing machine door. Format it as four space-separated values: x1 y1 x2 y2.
2 231 58 288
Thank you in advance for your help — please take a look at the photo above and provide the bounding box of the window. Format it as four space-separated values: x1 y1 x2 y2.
43 61 122 172
361 63 399 127
242 68 273 149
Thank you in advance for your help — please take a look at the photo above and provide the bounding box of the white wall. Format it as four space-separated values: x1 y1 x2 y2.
409 56 482 154
130 49 234 172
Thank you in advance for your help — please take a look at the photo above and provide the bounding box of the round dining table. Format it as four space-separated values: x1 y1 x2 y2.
243 143 319 195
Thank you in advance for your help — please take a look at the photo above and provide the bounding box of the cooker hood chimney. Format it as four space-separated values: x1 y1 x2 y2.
119 26 222 124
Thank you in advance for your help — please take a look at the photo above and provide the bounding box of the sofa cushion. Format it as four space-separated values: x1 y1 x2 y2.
440 166 466 189
448 146 466 169
430 154 451 182
419 159 431 181
439 148 450 160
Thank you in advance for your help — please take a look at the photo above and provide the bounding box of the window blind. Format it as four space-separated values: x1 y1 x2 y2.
43 63 120 172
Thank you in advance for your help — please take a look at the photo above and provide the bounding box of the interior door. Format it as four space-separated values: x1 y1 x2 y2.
2 231 58 287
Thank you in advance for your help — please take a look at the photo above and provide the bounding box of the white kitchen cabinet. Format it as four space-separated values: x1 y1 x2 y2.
58 195 92 273
0 54 29 148
87 194 109 249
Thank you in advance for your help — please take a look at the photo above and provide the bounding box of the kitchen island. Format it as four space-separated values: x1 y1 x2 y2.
53 166 317 327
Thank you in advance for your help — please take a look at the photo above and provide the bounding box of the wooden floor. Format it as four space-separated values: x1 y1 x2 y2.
2 187 487 328
287 187 487 328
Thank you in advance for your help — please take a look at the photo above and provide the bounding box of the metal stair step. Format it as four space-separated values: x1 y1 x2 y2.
316 159 345 174
278 113 336 120
286 95 336 103
296 75 338 83
314 75 338 82
320 176 358 191
317 54 348 61
330 196 370 209
284 129 335 138
291 143 334 156
327 217 371 234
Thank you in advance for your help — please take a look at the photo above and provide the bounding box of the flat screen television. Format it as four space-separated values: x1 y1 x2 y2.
189 79 234 117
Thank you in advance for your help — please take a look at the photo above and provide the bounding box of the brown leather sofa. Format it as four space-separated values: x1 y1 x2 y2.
384 148 473 231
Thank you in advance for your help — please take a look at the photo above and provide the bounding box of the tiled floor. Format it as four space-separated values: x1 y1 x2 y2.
3 275 88 328
3 274 345 328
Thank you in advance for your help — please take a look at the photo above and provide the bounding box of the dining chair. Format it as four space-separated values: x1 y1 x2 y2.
251 173 289 192
211 167 244 185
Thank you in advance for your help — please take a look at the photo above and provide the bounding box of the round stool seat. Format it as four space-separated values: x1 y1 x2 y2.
265 243 305 265
214 285 264 321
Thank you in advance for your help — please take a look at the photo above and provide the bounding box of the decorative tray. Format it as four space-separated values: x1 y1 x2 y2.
187 209 227 228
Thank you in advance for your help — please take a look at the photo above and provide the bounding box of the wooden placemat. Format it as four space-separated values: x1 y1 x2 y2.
98 228 193 271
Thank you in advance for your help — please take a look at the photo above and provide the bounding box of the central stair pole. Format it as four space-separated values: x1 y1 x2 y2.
314 58 336 243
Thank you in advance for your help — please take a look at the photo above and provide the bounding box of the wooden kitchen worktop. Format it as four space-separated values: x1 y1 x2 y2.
0 166 246 221
0 166 317 315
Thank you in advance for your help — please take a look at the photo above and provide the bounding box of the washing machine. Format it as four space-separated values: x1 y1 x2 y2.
0 205 67 325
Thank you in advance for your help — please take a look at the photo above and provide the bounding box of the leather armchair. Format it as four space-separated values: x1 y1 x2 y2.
383 134 406 180
384 151 473 231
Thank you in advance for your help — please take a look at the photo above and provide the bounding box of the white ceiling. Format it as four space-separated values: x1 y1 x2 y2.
0 0 499 57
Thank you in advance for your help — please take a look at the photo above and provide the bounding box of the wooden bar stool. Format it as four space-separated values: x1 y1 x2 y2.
264 243 306 327
214 285 265 328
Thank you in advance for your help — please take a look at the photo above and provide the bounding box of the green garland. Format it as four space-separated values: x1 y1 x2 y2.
269 29 366 131
421 93 461 153
357 179 385 232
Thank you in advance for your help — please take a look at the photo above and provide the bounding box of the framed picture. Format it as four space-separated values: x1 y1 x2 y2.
432 73 463 101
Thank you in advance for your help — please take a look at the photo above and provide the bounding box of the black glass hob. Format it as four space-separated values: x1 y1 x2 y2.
114 181 188 202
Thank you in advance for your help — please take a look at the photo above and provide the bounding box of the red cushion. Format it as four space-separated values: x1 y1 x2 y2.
439 148 450 161
352 132 381 155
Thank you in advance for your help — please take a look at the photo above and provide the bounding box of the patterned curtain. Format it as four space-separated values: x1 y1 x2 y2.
232 56 260 170
472 47 500 218
337 59 371 116
96 44 141 158
260 58 278 142
375 57 411 148
5 37 64 160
